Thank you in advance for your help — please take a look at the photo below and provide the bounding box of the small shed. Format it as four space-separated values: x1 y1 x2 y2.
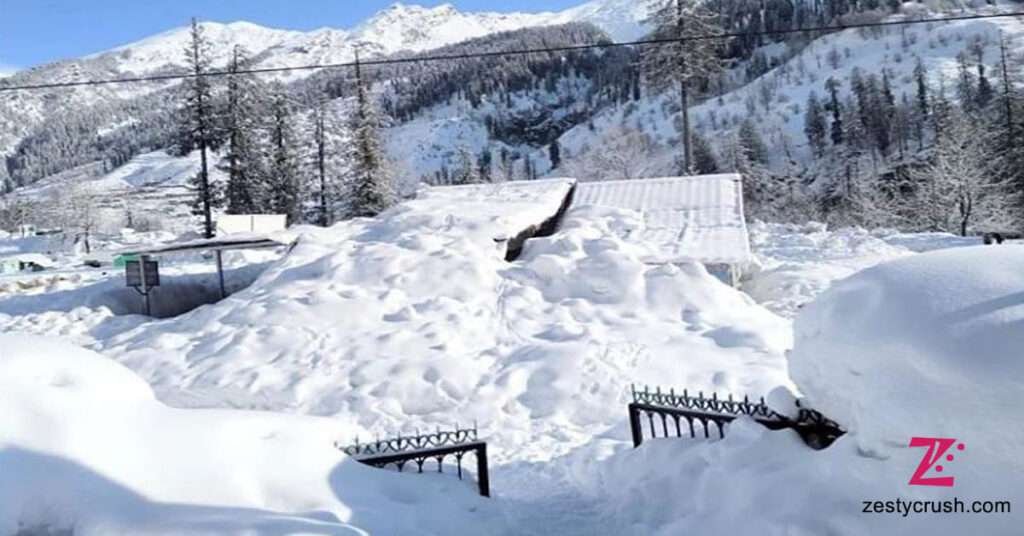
0 253 56 274
572 174 751 285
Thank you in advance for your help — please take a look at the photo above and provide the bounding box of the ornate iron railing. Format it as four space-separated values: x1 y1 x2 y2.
628 385 844 450
336 426 490 497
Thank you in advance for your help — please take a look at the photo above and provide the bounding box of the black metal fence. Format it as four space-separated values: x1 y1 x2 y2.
336 426 490 497
628 385 844 450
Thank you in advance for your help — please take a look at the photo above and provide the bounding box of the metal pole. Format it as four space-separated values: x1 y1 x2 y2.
215 250 226 299
140 256 151 316
629 404 644 448
475 443 490 497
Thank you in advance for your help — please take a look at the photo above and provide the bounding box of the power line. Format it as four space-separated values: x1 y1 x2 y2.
2 10 1022 93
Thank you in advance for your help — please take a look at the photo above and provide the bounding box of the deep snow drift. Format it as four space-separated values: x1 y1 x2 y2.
89 187 790 464
0 334 491 535
568 245 1023 534
792 245 1024 465
2 182 1011 533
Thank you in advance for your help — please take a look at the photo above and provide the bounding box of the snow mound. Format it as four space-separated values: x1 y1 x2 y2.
560 245 1024 535
0 334 489 535
791 245 1024 452
88 190 789 465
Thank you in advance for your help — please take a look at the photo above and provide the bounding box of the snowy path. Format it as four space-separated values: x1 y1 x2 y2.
494 461 611 536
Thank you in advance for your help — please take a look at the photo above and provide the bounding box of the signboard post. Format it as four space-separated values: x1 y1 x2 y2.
125 255 160 316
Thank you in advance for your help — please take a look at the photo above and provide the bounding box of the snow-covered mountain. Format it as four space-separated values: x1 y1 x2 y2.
0 0 647 156
6 0 1024 238
52 0 648 78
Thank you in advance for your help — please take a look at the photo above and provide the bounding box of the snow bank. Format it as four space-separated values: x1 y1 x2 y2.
564 246 1024 534
2 184 799 533
81 191 790 466
791 245 1024 453
0 334 489 535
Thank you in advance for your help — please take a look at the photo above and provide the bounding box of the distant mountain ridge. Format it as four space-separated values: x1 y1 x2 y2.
0 0 649 156
79 0 649 76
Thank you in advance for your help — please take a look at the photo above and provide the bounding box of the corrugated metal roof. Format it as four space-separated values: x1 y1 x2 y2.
572 175 751 265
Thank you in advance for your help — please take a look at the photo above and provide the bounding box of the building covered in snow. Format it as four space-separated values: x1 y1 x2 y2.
418 174 751 284
0 253 56 274
571 174 751 285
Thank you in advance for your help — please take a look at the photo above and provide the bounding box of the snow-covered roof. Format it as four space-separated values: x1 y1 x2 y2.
0 253 56 268
572 174 751 265
413 179 577 242
119 234 288 257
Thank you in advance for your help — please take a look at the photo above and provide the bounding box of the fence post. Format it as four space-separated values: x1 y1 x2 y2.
475 443 490 497
628 403 644 447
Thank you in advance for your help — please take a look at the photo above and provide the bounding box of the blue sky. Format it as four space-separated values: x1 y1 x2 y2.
1 0 584 71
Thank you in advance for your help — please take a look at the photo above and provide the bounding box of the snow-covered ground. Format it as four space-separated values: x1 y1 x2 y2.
2 184 1019 533
744 221 980 317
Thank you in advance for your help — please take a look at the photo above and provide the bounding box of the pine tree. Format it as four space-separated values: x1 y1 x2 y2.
312 96 331 225
264 84 303 224
804 91 828 158
306 93 352 226
220 45 264 216
914 57 930 151
181 18 221 237
549 140 562 170
955 52 977 110
478 149 494 183
452 146 483 185
737 119 769 167
691 132 720 174
824 77 844 146
642 0 725 172
347 54 394 218
725 125 771 220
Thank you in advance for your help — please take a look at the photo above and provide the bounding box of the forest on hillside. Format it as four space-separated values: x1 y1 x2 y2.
3 0 1024 239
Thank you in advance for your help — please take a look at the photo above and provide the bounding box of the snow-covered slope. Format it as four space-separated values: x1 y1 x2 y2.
553 6 1024 177
1 0 647 162
7 0 646 88
0 334 490 535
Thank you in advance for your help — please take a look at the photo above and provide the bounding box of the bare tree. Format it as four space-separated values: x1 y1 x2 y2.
911 111 1013 236
45 183 101 253
0 194 42 233
642 0 725 173
564 127 661 182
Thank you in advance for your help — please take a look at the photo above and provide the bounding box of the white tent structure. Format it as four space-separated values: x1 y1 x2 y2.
572 174 751 285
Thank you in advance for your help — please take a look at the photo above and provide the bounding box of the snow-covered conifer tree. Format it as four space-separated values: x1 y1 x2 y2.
180 18 221 238
347 56 394 218
220 46 265 216
263 84 303 224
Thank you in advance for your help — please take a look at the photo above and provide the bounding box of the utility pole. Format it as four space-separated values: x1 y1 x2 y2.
355 48 365 113
999 31 1015 152
677 0 693 174
316 98 329 226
